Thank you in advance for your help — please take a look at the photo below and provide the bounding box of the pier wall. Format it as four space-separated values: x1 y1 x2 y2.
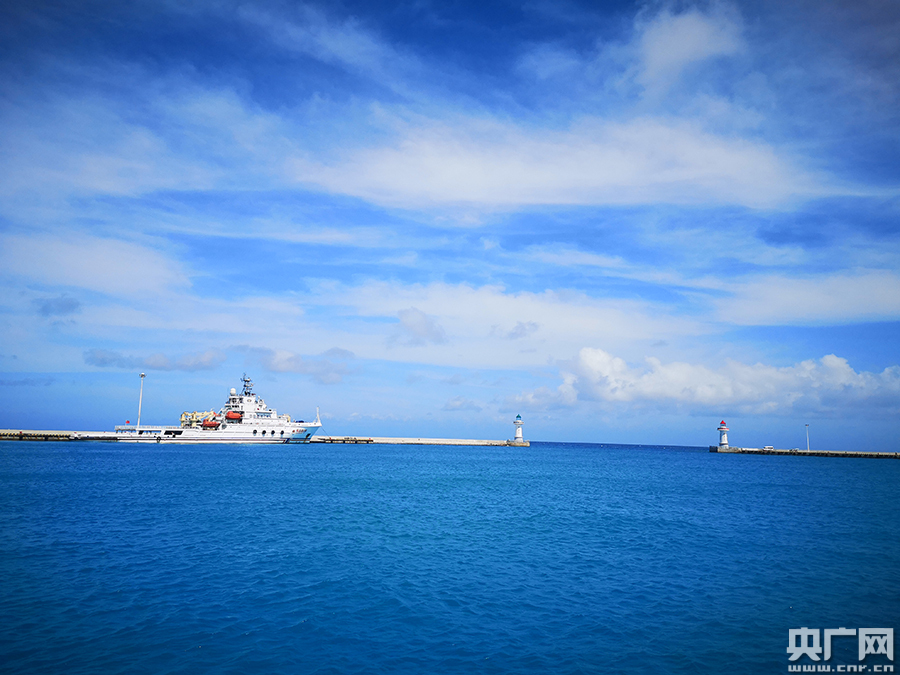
0 429 119 441
0 429 74 441
0 429 528 447
312 436 529 447
710 446 899 459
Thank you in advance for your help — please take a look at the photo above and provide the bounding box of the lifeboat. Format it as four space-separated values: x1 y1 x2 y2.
225 410 242 420
201 417 220 429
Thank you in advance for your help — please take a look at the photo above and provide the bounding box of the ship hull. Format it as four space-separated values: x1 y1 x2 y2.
115 425 321 444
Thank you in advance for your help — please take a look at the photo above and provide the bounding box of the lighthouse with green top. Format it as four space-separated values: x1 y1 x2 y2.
513 414 524 443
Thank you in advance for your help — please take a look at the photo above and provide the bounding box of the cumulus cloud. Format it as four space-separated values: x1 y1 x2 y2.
510 348 900 415
84 348 225 371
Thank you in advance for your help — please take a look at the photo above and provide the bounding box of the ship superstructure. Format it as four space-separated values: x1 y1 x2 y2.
115 375 321 443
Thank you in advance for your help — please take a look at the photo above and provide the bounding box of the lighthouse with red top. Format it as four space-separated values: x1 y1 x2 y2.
718 420 729 450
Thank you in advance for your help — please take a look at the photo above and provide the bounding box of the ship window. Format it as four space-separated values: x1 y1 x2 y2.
253 429 257 435
262 430 266 436
280 430 284 436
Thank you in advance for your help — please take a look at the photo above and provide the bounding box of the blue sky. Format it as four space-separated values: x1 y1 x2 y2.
1 0 899 449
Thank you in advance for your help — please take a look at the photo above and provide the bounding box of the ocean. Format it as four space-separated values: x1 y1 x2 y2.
1 441 898 674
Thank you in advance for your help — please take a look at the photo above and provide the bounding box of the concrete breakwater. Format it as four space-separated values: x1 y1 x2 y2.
312 436 529 447
0 429 119 441
0 429 528 447
710 446 900 459
0 429 76 441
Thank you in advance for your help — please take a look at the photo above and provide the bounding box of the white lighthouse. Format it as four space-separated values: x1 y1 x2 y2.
718 420 729 449
513 414 524 443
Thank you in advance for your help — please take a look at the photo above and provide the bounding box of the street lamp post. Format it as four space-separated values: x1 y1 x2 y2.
137 373 146 430
805 423 810 452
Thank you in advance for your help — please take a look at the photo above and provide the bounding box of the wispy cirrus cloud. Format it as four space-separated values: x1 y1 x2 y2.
503 321 540 340
0 87 217 199
236 345 355 384
1 234 189 296
84 348 226 371
394 307 447 346
442 396 482 412
635 5 744 96
328 280 699 365
294 115 819 209
717 270 900 325
237 4 422 91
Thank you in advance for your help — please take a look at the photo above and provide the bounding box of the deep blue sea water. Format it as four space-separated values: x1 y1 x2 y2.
1 441 898 674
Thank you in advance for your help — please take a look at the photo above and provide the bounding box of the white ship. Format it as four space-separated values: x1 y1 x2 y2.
114 375 322 443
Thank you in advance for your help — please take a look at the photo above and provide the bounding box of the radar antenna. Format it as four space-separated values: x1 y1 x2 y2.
241 374 254 396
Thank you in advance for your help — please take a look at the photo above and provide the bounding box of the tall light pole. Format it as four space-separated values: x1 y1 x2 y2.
805 423 810 452
137 373 146 430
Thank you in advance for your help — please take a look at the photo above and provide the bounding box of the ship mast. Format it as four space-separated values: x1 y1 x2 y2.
137 372 145 430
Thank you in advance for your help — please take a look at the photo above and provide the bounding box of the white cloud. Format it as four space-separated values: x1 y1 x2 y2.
0 234 190 297
0 91 217 199
240 5 387 71
521 249 900 328
442 396 482 412
505 321 540 340
237 5 422 98
331 281 699 366
718 271 900 324
523 246 627 269
395 307 448 345
514 347 900 415
0 16 825 223
236 346 353 384
84 348 225 371
294 115 815 209
0 70 303 209
637 7 744 95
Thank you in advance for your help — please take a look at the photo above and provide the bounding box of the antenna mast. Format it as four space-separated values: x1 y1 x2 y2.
137 373 146 429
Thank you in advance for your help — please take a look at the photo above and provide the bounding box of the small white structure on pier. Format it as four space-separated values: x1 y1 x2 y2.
513 414 524 443
718 420 729 449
